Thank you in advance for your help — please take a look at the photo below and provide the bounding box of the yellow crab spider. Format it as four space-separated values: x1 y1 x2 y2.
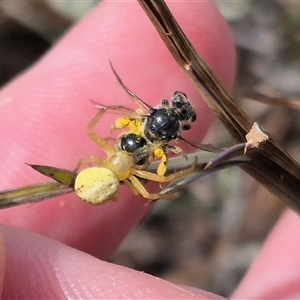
29 104 197 205
71 107 197 204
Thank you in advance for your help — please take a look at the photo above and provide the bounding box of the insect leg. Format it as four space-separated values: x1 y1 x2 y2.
153 148 168 176
109 61 152 112
166 145 187 158
123 179 139 195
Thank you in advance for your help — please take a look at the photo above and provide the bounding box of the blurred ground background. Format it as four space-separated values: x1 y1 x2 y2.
1 0 300 297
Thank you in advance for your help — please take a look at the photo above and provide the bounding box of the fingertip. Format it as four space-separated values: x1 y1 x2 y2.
1 226 225 299
1 226 67 298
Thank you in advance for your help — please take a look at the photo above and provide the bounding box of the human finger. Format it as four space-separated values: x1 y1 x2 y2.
0 0 236 258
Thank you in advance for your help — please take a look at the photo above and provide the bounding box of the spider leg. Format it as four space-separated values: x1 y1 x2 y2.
133 157 197 183
123 179 139 195
91 101 139 116
87 108 117 155
91 101 145 134
128 175 181 200
74 157 105 172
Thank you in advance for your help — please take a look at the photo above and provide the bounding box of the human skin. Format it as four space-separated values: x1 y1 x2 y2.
1 0 295 299
232 209 300 299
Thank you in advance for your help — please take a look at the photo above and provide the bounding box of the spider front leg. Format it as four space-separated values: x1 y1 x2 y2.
87 108 117 155
73 156 105 172
128 175 181 201
91 101 143 135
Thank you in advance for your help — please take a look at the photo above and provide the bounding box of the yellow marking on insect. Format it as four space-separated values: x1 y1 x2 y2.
113 117 130 130
153 148 168 176
128 119 143 135
75 167 119 204
113 117 143 135
154 148 164 158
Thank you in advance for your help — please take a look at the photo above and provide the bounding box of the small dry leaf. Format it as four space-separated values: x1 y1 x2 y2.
244 122 269 154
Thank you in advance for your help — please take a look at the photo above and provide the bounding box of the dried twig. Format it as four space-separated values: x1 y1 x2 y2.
137 0 300 213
